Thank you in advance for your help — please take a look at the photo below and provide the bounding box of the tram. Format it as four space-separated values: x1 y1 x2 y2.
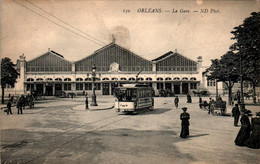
114 83 154 113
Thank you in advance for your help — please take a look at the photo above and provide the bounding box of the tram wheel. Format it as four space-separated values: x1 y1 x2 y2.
149 106 154 111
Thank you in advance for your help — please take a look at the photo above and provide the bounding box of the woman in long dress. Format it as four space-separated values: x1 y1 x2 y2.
246 116 260 149
235 110 251 146
180 107 190 138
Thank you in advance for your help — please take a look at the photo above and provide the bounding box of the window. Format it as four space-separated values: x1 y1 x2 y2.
76 78 83 81
207 80 215 86
190 77 196 81
146 77 152 81
64 84 71 91
85 78 92 81
36 78 43 81
157 83 163 90
64 78 71 81
27 84 34 91
85 83 92 90
102 78 109 81
174 77 180 80
165 77 172 81
112 77 118 81
94 83 101 90
76 83 83 90
46 78 53 81
120 77 127 81
129 77 135 81
55 78 62 81
137 77 144 81
157 77 163 81
182 77 188 80
27 78 34 81
190 83 197 89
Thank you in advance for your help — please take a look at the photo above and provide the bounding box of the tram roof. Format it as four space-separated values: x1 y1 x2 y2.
119 83 150 88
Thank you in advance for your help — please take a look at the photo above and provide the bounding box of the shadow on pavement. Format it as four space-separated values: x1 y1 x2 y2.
188 134 209 138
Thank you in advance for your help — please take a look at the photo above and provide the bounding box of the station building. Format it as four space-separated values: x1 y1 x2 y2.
10 42 218 96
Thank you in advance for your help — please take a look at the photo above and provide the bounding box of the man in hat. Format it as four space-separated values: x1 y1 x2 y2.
180 107 190 138
232 104 240 126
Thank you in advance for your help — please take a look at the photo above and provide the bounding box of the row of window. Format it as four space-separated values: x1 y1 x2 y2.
207 80 216 87
27 77 197 82
156 83 197 90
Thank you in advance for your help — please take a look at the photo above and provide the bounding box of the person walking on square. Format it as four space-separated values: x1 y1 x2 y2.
17 99 23 114
199 96 202 109
85 96 89 110
232 104 240 126
180 107 190 138
6 101 12 115
174 96 179 108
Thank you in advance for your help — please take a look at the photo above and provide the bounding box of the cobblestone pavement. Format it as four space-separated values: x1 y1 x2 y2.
1 95 259 164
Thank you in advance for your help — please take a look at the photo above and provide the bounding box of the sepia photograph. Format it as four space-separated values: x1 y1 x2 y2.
1 0 260 163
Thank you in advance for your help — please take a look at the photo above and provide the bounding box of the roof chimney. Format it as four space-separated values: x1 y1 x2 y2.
112 35 115 44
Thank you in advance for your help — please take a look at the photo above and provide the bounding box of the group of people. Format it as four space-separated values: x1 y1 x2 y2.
232 104 260 149
5 94 35 115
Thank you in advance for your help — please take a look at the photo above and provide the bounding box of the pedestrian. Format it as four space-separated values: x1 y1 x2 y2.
245 112 260 149
199 96 202 109
85 96 89 110
232 104 240 126
6 101 13 115
235 110 251 146
17 99 23 114
180 107 190 138
208 98 212 114
174 96 179 108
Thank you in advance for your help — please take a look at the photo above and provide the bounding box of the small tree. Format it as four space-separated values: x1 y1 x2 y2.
231 12 260 103
1 58 19 104
207 51 240 105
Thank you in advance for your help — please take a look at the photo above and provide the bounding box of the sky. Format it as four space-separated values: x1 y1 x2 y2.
1 0 260 67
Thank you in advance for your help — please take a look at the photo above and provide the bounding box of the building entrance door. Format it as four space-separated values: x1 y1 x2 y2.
55 84 62 96
102 83 109 95
46 85 53 96
174 84 180 94
36 84 43 96
182 83 188 94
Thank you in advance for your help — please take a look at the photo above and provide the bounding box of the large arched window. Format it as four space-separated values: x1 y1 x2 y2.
129 77 135 81
102 78 109 81
190 77 197 81
174 77 180 80
146 77 152 81
165 77 172 81
157 77 163 81
85 78 92 81
137 77 144 81
46 78 53 81
55 78 62 81
182 77 188 80
120 77 127 81
64 78 71 81
111 77 118 81
76 78 83 81
27 78 34 81
36 78 43 81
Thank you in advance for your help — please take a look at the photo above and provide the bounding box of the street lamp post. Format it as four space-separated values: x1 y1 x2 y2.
91 64 98 106
239 45 245 112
